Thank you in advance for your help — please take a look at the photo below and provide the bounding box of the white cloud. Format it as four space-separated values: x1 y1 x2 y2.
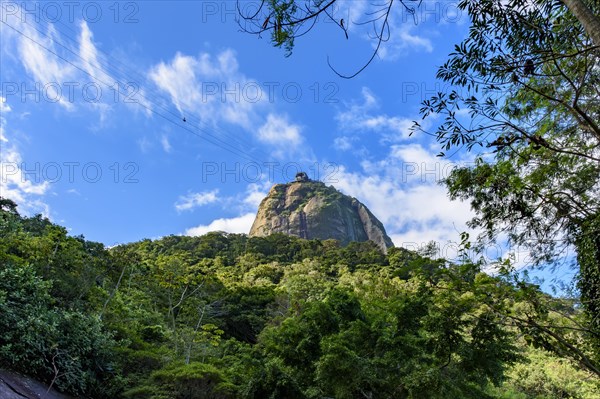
148 49 264 129
180 181 268 237
77 21 111 123
78 21 108 83
16 21 77 110
0 98 50 215
243 183 268 208
161 135 172 153
0 146 50 197
257 114 302 145
332 0 368 32
5 7 310 162
332 1 433 59
0 97 11 113
175 190 220 212
257 113 303 158
0 97 10 142
336 87 414 142
3 7 121 121
148 51 314 161
137 137 152 153
333 136 356 151
330 143 475 258
148 53 202 115
379 23 433 60
374 6 434 61
185 212 256 236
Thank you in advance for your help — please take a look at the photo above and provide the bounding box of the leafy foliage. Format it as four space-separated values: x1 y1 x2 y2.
413 0 600 362
0 198 597 397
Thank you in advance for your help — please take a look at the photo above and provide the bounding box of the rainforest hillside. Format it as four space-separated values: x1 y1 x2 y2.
0 198 598 399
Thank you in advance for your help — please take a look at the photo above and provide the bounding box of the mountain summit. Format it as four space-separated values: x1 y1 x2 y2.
249 174 394 252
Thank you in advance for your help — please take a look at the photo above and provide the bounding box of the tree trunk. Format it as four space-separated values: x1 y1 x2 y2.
100 263 128 317
562 0 600 46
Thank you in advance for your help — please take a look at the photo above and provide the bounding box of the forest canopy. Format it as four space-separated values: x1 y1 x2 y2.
1 198 598 398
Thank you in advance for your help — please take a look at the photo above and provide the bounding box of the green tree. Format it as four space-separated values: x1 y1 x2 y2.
238 1 600 370
3 197 596 397
0 263 116 396
412 0 600 369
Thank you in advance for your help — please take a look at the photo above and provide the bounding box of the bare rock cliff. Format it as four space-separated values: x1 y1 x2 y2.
249 179 394 252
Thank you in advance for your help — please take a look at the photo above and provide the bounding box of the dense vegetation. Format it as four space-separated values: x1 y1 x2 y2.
1 197 598 398
238 0 600 362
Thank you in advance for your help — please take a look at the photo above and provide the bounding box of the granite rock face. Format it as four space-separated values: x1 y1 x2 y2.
0 370 74 399
249 179 394 252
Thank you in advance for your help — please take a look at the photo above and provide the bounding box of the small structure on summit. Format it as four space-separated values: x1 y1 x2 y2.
295 172 309 182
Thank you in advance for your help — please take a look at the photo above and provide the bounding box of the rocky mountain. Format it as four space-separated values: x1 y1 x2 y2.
249 174 394 252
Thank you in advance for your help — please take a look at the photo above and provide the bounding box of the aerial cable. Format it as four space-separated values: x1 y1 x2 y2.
13 11 284 168
1 19 272 166
1 19 299 175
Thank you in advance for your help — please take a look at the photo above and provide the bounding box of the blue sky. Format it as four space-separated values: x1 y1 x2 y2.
1 0 573 283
